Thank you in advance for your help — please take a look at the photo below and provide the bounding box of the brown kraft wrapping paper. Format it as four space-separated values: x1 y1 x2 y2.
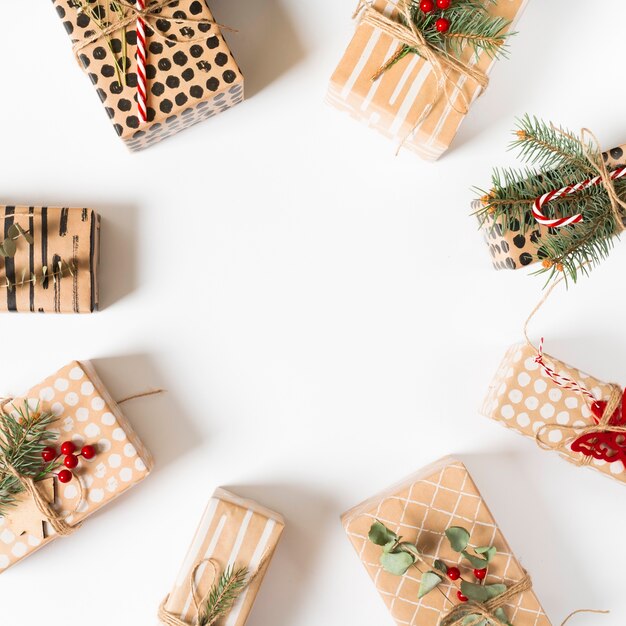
327 0 528 161
482 342 626 485
52 0 244 151
162 488 284 626
342 457 550 626
0 360 153 573
477 145 626 270
0 206 99 314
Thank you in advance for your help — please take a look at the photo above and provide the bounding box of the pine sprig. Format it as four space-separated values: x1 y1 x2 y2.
475 116 626 284
197 565 249 626
0 402 59 518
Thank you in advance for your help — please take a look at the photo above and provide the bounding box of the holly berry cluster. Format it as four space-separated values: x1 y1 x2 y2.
419 0 452 34
41 441 96 484
445 563 488 603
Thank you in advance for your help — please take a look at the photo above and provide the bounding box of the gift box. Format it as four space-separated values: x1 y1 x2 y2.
342 457 550 626
160 488 283 626
0 360 152 572
0 206 99 313
482 342 626 484
52 0 244 151
327 0 527 160
476 144 626 271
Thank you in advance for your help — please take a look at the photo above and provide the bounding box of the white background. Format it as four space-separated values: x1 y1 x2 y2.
1 1 626 624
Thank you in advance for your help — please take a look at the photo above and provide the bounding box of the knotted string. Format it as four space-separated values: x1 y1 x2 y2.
353 0 489 152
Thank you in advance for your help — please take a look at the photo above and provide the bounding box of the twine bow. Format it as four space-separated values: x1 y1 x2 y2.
353 0 489 150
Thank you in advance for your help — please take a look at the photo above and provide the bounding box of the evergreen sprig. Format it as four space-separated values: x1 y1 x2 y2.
197 565 250 626
475 115 626 284
0 402 59 518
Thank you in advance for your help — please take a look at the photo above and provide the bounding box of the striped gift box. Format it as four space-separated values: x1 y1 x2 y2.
163 489 284 626
328 0 528 160
0 206 100 313
342 457 550 626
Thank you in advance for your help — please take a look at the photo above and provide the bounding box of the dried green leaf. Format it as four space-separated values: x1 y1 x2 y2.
461 550 489 569
475 546 497 563
23 232 34 245
460 581 506 603
7 224 19 239
446 527 470 552
2 238 15 257
418 571 442 598
369 521 398 547
380 550 414 576
433 559 448 574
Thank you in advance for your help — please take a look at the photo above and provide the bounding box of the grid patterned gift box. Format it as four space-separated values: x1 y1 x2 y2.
482 342 626 485
0 360 152 572
327 0 528 161
342 457 550 626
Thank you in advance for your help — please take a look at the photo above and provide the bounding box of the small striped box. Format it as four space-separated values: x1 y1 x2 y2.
0 206 100 313
162 489 284 626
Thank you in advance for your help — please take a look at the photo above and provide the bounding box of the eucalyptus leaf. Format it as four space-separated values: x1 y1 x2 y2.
2 238 15 257
475 546 497 563
433 559 448 574
23 232 34 245
418 571 442 598
493 607 512 626
380 550 414 576
0 244 6 258
7 224 19 239
369 521 398 546
460 581 507 603
462 617 488 626
446 526 470 552
461 550 489 569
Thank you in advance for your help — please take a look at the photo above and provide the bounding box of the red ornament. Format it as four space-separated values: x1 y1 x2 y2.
457 591 468 603
435 17 450 33
42 446 57 463
81 445 96 460
446 566 461 581
436 0 451 8
57 469 73 484
60 441 76 456
474 568 487 580
420 0 435 13
64 454 79 469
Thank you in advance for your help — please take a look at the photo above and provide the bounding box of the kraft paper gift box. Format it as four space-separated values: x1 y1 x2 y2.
342 457 550 626
0 360 152 572
482 343 626 485
0 206 100 313
52 0 244 151
327 0 527 161
161 488 284 626
476 145 626 271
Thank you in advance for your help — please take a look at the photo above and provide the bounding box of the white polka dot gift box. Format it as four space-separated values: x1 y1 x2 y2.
0 360 152 573
158 488 283 626
51 0 244 152
342 457 550 626
327 0 527 161
482 343 626 484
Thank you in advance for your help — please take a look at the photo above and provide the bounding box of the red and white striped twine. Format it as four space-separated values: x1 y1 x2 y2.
534 338 597 405
532 166 626 228
136 0 148 123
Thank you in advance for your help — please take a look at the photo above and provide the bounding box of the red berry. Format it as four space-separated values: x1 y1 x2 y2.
447 566 461 581
435 17 450 33
64 454 79 469
42 446 57 463
81 445 96 460
60 441 76 455
437 0 451 7
457 590 468 602
57 469 73 483
420 0 434 13
474 568 487 580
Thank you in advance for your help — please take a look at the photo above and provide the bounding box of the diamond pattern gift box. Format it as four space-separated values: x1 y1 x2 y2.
0 206 100 313
327 0 527 161
482 342 626 485
342 457 550 626
0 360 152 573
52 0 244 151
160 488 284 626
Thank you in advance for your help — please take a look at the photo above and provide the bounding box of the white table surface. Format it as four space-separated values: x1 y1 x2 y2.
1 0 625 624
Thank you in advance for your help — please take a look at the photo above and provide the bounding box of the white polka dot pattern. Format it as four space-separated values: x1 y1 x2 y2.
0 360 153 572
482 343 624 485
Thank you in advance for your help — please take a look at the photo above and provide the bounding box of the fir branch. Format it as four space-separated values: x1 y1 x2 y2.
197 565 249 626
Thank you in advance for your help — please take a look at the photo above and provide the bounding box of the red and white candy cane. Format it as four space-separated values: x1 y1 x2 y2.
136 0 148 123
532 166 626 228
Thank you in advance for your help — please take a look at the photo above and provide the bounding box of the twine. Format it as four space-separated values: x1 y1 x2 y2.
117 388 165 405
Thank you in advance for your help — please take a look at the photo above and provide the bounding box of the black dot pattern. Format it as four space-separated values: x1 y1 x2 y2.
51 0 244 151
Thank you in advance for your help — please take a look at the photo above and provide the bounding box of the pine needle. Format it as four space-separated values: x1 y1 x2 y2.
197 565 249 626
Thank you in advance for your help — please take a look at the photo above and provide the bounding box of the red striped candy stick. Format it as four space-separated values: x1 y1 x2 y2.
136 0 148 123
532 166 626 228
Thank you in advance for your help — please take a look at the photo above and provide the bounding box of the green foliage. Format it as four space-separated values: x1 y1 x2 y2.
4 259 77 293
0 223 34 258
0 402 59 518
475 115 626 284
446 526 470 552
419 571 443 598
197 565 249 626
